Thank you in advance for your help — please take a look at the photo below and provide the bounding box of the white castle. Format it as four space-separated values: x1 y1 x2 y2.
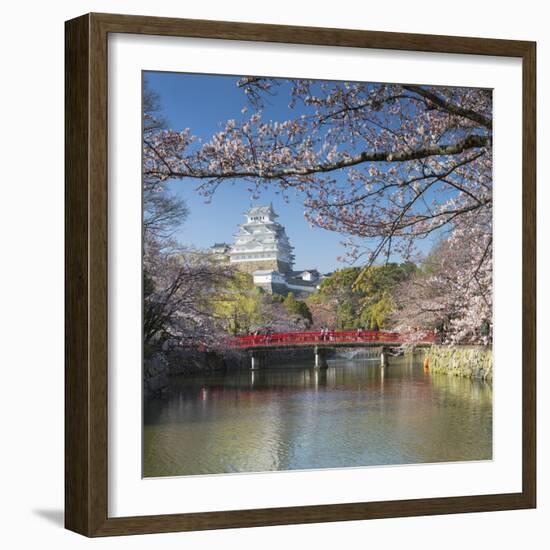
211 204 323 296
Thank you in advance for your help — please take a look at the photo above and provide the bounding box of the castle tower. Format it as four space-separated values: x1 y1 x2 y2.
229 204 295 275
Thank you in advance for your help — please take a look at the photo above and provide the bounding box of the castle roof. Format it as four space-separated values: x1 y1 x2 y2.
244 204 278 219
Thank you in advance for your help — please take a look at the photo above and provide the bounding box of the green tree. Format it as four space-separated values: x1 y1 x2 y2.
307 267 363 329
336 300 359 330
284 292 313 327
355 263 416 329
354 262 416 295
360 292 396 330
211 272 265 335
307 263 416 330
317 268 362 302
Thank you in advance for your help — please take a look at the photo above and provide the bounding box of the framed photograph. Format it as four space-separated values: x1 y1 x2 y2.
65 13 536 536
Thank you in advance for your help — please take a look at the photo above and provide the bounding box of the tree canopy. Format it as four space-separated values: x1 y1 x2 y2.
307 263 416 330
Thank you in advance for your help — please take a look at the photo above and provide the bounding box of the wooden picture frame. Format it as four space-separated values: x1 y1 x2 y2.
65 12 536 537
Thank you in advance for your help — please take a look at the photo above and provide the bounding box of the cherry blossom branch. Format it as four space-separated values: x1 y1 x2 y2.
402 85 492 129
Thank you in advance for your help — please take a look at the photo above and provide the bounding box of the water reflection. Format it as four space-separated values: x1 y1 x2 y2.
143 356 492 477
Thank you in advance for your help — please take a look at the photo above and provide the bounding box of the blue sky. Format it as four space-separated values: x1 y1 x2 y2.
143 71 438 273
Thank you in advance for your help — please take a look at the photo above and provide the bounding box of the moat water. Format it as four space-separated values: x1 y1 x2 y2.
143 355 492 477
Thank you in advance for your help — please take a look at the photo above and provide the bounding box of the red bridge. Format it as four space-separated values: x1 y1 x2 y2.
235 330 436 350
233 330 436 369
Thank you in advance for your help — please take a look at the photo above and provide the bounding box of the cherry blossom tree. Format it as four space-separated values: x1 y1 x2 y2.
392 225 492 344
143 239 236 349
143 79 237 350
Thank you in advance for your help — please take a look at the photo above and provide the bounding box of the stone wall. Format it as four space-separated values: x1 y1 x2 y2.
426 345 492 381
254 281 290 296
233 259 291 275
164 348 247 375
143 353 170 395
144 349 248 394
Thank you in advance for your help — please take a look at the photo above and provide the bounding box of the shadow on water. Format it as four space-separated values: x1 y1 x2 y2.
143 354 492 477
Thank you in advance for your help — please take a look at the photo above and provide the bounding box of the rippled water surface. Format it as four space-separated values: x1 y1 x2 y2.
143 356 492 477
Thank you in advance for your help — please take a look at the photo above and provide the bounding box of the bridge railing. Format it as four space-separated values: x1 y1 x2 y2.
234 330 436 349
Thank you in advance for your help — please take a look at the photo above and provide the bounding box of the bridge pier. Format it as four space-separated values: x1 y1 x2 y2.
314 346 328 369
250 350 267 370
